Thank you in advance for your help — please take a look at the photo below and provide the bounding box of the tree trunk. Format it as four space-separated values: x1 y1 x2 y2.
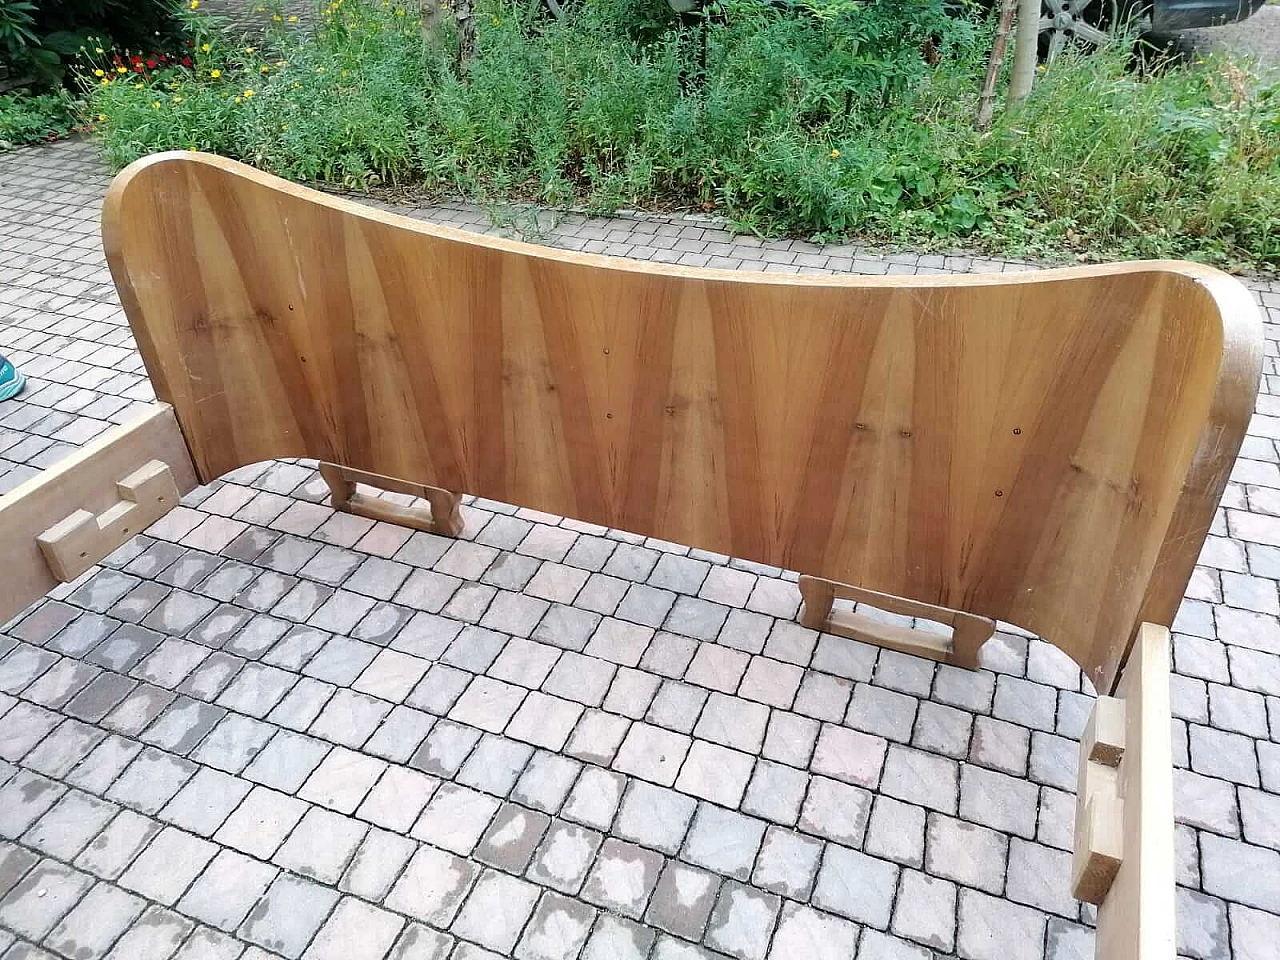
419 0 443 52
976 0 1018 131
1008 0 1039 104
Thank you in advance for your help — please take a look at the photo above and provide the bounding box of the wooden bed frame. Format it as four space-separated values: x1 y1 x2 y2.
0 152 1263 959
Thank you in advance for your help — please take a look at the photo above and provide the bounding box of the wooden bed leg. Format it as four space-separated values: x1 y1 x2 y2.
1074 623 1174 960
318 462 464 537
796 574 993 669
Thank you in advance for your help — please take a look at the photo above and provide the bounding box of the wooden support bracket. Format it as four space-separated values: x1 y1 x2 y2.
797 575 993 669
1073 623 1175 960
0 402 198 628
318 463 464 537
37 460 179 582
1073 695 1127 904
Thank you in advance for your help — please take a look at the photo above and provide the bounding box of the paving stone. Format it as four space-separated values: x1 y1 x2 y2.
412 783 500 855
693 692 769 753
451 868 541 953
75 809 162 880
703 882 778 960
242 730 332 793
178 849 278 931
563 766 626 829
956 889 1046 960
104 905 194 960
411 719 481 777
106 745 197 814
188 714 275 774
582 915 656 960
299 746 386 813
214 786 307 859
0 860 94 940
892 869 956 952
808 722 894 794
684 643 750 693
513 751 582 814
512 890 595 960
580 838 663 919
160 767 253 837
456 734 534 795
863 795 927 868
1006 838 1075 918
118 825 218 905
960 763 1039 838
767 903 858 960
644 860 720 939
798 775 871 847
304 896 404 960
675 740 755 807
847 682 917 743
1176 886 1229 960
239 873 340 959
385 844 477 926
22 789 117 860
741 759 809 825
925 813 1008 895
682 805 767 881
386 923 453 960
1232 903 1280 960
614 722 693 786
339 828 417 901
474 802 550 872
1044 917 1094 960
275 806 368 882
1174 768 1239 836
1201 833 1280 912
614 780 697 854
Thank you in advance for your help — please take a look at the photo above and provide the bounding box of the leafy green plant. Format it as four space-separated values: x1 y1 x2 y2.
82 0 1280 268
0 91 78 148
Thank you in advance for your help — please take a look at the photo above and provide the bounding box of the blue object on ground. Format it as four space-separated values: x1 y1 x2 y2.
0 352 25 402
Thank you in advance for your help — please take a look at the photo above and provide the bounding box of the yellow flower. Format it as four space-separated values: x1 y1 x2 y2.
288 15 298 21
210 68 221 77
96 113 107 121
201 42 211 52
100 78 110 85
234 96 242 103
190 0 198 8
244 89 255 97
245 46 256 53
260 65 270 73
273 14 282 22
152 101 160 108
116 65 127 74
830 148 840 160
95 46 104 54
134 82 143 88
173 96 183 103
491 15 500 24
93 68 105 77
316 66 327 73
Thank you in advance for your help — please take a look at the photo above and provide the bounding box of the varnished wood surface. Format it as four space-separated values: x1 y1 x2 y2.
102 152 1262 693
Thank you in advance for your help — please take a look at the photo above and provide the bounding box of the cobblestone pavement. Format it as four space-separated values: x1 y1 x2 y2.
2 138 1280 960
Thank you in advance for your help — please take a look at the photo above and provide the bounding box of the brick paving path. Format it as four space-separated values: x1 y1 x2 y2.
1 137 1279 960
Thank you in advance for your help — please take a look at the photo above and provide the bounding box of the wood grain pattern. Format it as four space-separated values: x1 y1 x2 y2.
102 152 1262 693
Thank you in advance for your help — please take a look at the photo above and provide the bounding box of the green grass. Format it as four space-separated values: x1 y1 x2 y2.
0 90 78 149
81 0 1280 268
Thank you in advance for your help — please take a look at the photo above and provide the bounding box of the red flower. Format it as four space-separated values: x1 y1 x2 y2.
130 55 142 65
181 56 192 66
133 63 144 72
146 58 157 68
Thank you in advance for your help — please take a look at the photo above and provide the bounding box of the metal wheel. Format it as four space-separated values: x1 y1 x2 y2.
1038 0 1120 62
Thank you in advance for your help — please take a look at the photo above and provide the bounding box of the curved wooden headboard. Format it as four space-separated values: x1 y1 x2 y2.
102 152 1262 693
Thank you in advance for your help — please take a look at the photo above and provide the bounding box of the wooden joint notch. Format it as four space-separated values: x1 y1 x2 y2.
318 463 463 537
797 575 993 669
1072 695 1127 904
36 460 179 582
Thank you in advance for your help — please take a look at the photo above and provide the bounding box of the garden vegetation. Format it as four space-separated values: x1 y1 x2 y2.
60 0 1280 266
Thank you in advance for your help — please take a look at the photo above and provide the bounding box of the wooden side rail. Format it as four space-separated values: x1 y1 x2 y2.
1073 623 1175 959
0 403 198 627
318 462 464 537
798 575 993 668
